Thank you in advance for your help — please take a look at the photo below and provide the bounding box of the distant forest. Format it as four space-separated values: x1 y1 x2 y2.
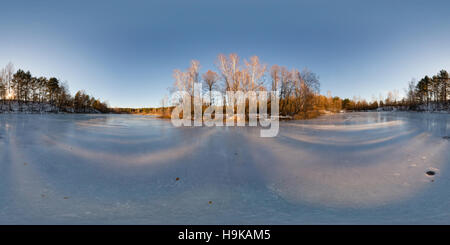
0 63 109 113
345 69 449 111
136 54 449 119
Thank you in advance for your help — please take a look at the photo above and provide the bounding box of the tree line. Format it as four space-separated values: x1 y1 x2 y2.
408 70 449 109
0 63 109 113
343 69 449 111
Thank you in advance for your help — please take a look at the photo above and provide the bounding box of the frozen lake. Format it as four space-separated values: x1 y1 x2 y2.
0 112 449 224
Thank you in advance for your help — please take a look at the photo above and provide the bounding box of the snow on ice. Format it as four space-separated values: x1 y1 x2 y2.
0 112 449 224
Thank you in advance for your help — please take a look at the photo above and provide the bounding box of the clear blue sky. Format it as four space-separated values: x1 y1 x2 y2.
1 0 449 107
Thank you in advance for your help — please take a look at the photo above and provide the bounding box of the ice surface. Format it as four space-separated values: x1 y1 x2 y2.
0 112 449 224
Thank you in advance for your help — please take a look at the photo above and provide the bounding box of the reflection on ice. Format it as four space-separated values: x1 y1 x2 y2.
280 128 416 146
40 129 216 166
285 120 404 131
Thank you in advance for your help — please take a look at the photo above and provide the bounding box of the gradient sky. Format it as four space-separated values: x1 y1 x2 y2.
1 0 449 107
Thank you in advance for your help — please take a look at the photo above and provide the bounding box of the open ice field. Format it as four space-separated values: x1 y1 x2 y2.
0 112 449 224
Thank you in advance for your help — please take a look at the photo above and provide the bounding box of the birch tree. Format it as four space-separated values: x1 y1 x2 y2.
244 56 267 91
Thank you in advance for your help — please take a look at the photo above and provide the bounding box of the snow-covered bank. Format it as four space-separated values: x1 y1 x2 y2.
375 103 450 113
0 101 102 113
0 112 449 224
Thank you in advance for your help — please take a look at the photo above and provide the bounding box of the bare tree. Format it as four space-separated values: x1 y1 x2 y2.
188 60 200 91
216 53 241 92
161 94 168 114
244 56 267 91
270 65 280 92
4 62 14 99
0 69 5 102
279 67 293 115
202 70 219 105
171 60 201 103
300 68 320 94
406 78 416 106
